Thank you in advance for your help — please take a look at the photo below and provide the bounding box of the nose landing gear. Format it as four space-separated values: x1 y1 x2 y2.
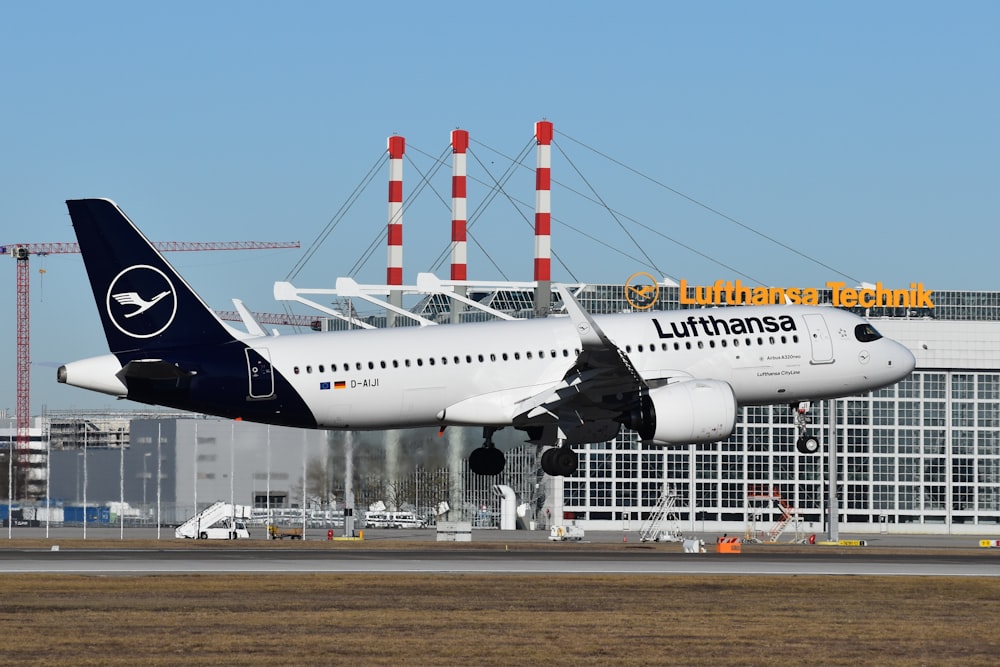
793 401 821 454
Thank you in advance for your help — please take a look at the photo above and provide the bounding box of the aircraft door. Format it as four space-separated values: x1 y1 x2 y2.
246 347 275 399
802 313 834 364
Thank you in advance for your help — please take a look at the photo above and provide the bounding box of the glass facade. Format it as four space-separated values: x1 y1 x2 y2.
550 285 1000 530
560 372 1000 528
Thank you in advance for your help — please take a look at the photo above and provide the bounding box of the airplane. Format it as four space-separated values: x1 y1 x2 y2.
58 198 916 477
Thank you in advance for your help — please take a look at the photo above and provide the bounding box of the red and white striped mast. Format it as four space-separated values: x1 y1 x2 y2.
450 129 469 323
386 135 405 325
533 120 553 316
450 129 469 282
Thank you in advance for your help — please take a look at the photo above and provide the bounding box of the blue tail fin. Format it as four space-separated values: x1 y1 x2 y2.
66 198 236 355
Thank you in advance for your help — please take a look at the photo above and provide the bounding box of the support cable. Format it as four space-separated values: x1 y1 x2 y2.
285 151 387 281
557 130 860 284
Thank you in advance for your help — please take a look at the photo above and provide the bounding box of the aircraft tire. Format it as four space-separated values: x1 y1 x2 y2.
796 436 820 454
540 447 558 476
553 448 579 477
199 531 207 540
486 447 506 476
469 446 505 476
469 447 487 475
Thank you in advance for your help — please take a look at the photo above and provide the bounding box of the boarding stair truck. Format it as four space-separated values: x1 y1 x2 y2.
639 485 682 543
175 501 253 540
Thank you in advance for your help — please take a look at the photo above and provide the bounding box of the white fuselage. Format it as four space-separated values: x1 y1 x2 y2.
251 304 913 430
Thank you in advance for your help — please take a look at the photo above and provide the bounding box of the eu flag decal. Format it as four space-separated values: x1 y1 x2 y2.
320 382 331 390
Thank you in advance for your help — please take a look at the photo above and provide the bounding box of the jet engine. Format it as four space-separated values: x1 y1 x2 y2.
621 380 737 445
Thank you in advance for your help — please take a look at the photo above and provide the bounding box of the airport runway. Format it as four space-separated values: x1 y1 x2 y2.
0 547 995 577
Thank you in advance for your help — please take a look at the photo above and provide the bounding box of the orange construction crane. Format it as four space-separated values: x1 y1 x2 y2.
2 239 300 500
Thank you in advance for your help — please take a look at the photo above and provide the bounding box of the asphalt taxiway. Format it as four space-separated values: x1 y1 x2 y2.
0 528 996 576
0 548 996 576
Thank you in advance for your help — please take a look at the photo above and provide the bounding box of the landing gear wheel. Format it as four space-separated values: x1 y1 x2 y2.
791 402 819 455
469 445 505 476
199 531 207 540
796 435 820 454
541 446 579 477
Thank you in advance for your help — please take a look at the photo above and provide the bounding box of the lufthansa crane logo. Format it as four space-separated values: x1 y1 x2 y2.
106 265 177 338
624 272 659 311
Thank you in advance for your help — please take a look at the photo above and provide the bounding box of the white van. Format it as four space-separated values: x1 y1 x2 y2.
390 512 426 529
364 512 393 528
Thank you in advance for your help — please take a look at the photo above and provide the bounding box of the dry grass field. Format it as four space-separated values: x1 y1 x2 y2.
1 571 998 666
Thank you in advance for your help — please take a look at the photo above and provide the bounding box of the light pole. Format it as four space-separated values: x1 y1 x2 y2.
142 452 152 521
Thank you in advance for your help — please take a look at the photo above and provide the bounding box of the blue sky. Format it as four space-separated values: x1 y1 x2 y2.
1 2 997 413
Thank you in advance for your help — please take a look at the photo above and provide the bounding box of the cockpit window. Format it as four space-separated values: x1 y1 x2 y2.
855 323 882 343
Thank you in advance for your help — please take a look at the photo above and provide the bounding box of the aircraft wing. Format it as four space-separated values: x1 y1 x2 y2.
511 286 648 434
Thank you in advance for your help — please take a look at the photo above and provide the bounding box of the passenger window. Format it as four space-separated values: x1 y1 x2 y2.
293 367 300 375
355 362 362 371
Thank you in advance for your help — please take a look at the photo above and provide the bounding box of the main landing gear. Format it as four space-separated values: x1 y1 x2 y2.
540 443 579 477
468 427 506 476
793 401 821 454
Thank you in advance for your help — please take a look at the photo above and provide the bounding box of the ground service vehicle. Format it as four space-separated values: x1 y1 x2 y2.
268 525 304 540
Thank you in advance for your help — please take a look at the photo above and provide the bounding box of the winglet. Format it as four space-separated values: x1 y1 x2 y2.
555 285 612 350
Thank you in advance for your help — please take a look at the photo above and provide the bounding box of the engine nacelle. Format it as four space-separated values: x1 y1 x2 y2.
623 380 737 445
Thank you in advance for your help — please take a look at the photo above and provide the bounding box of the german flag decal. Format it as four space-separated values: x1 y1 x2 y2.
334 381 347 390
